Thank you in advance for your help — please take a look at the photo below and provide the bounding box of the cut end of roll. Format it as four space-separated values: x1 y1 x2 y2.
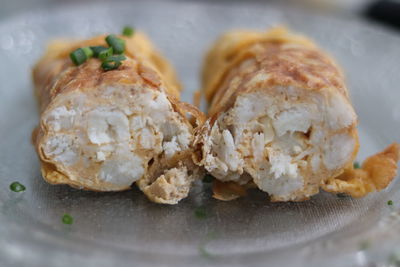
195 86 359 201
196 26 398 202
35 81 201 202
32 32 205 204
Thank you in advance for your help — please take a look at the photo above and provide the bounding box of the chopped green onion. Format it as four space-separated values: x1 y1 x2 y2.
203 174 214 183
90 46 108 58
62 214 73 225
101 55 126 71
105 34 125 54
9 182 26 192
105 54 126 61
101 60 122 71
388 200 393 206
122 26 135 37
194 207 207 219
81 47 93 58
70 48 87 66
98 47 114 61
353 161 360 169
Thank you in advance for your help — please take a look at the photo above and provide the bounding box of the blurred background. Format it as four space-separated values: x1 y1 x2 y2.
1 0 400 31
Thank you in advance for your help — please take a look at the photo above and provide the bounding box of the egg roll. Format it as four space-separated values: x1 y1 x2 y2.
194 27 399 201
32 32 205 204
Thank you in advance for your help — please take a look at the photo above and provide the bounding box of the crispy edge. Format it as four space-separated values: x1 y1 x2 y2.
321 143 400 197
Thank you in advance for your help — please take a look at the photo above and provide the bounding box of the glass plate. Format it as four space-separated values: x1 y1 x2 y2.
0 1 399 266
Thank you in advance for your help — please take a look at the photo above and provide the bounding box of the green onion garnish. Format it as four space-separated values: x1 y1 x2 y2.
101 60 122 71
90 46 108 58
122 26 135 37
105 34 125 54
98 47 114 61
70 48 88 66
71 33 127 70
106 54 126 61
353 161 360 169
388 200 394 206
62 214 74 225
9 182 26 192
81 47 93 58
203 174 214 183
101 55 126 71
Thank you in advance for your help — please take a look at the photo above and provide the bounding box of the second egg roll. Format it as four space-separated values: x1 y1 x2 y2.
194 27 399 201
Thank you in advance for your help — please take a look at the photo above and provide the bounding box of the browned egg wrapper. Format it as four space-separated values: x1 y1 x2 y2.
194 27 399 201
33 33 205 204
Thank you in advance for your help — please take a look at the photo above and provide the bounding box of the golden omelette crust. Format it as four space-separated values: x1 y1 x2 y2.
33 33 182 111
32 33 205 193
198 27 399 201
203 27 348 116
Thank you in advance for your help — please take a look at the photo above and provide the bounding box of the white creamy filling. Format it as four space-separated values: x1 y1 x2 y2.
203 89 357 198
42 134 78 166
163 136 180 157
323 133 355 170
220 130 241 171
251 132 265 162
272 107 311 136
99 149 144 187
325 92 357 130
253 162 304 196
87 109 130 145
42 86 192 188
267 148 298 179
45 106 76 131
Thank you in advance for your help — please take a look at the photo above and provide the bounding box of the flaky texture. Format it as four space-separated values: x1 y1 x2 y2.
32 32 205 204
195 27 399 201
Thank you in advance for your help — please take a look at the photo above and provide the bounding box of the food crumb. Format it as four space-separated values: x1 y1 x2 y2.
9 182 26 192
62 214 74 225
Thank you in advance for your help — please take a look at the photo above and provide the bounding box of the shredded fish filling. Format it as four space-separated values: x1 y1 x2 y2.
40 84 192 194
199 88 357 201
